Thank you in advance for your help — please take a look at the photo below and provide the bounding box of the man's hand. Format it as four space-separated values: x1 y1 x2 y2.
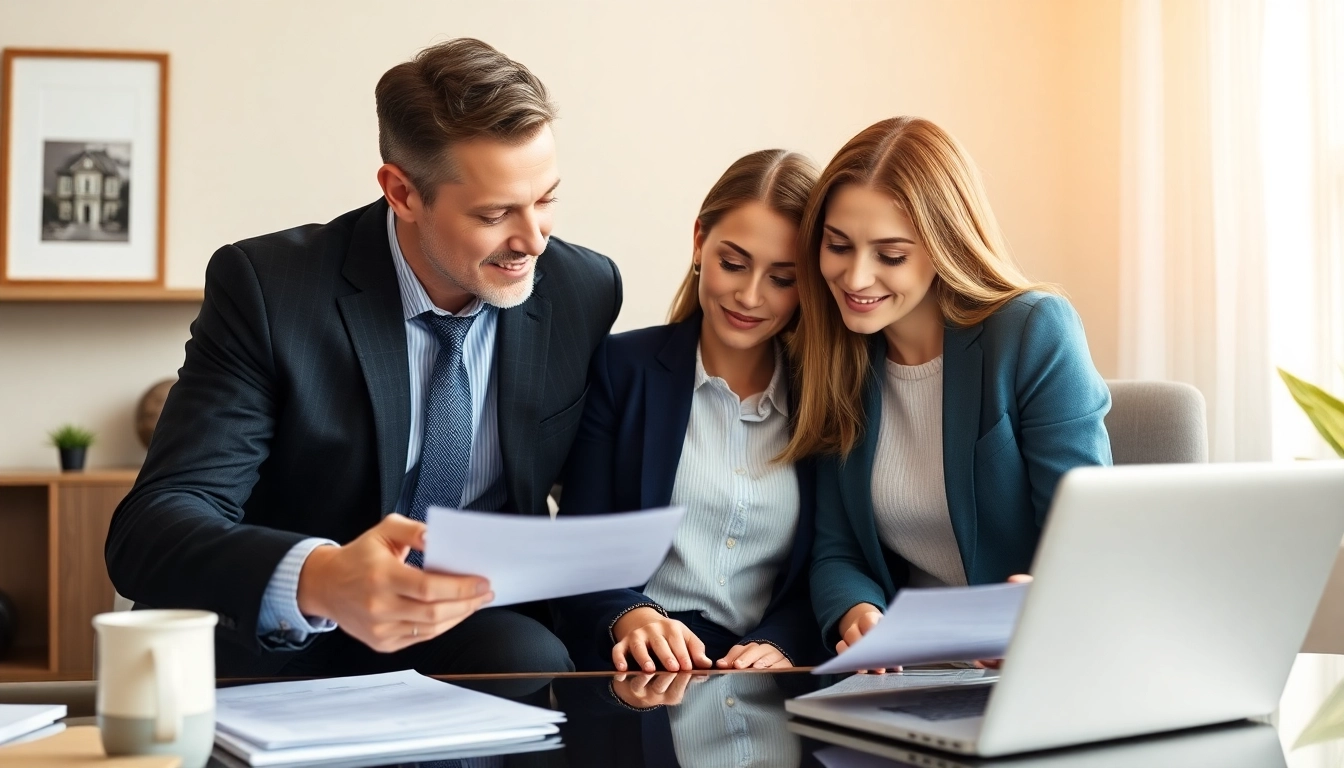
612 671 705 710
837 602 895 674
716 642 792 670
296 513 494 653
611 607 713 673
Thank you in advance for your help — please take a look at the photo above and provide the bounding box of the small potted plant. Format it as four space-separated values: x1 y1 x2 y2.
48 424 96 472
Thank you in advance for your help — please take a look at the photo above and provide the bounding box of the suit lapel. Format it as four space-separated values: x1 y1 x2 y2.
842 338 896 596
641 317 699 508
336 201 410 515
496 282 552 515
942 322 984 580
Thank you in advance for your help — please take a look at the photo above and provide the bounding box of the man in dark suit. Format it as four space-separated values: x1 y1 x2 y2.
105 38 621 678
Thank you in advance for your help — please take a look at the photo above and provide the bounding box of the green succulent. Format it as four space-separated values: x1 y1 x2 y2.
1279 368 1344 458
48 424 96 450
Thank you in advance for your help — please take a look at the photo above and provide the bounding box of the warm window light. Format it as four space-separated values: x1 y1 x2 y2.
1263 0 1344 461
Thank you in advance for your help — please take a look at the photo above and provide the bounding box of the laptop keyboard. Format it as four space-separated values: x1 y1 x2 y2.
879 684 994 722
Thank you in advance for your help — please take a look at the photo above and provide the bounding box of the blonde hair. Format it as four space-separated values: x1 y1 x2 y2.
668 149 819 322
781 117 1052 461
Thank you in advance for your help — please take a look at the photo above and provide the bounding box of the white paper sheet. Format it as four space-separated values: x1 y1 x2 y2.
214 670 563 753
214 726 556 767
210 735 562 768
0 704 66 745
814 582 1030 674
423 505 686 606
799 667 997 699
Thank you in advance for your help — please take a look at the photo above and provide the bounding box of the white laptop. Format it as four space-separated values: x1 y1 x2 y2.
790 718 1285 768
787 462 1344 758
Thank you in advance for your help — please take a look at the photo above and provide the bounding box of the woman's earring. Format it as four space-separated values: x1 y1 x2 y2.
692 262 701 276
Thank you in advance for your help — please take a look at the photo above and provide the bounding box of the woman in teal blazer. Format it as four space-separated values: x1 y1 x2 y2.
780 117 1113 654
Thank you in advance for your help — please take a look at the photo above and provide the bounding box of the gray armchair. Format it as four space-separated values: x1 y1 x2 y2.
1103 380 1209 464
1102 380 1344 654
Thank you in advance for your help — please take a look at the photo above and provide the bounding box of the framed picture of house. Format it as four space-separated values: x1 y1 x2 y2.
0 49 168 288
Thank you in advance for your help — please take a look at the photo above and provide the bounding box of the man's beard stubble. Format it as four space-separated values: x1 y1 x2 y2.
419 230 538 310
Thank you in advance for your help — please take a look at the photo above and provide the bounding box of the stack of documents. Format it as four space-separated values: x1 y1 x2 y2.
813 581 1030 674
213 670 564 766
0 703 65 747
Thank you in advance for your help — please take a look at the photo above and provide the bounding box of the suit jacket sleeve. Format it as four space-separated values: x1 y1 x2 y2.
809 456 887 649
552 338 663 666
1014 295 1114 524
741 590 822 665
105 244 311 652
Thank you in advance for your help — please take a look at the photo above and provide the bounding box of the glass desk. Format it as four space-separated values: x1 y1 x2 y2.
3 654 1344 767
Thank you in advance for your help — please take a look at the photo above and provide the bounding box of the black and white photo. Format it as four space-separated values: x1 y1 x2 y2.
41 141 131 243
1 49 167 287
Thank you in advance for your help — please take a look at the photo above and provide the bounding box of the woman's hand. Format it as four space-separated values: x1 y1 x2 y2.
611 671 704 710
837 602 896 674
976 574 1033 669
837 602 883 654
716 642 793 670
612 607 713 672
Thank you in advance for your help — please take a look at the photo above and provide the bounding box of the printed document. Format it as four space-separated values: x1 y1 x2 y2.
423 505 685 605
814 582 1030 674
214 670 563 765
0 704 66 746
799 667 997 699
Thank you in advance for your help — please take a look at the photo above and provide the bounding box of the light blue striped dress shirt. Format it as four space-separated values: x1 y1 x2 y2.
642 344 800 637
256 208 504 644
666 673 800 767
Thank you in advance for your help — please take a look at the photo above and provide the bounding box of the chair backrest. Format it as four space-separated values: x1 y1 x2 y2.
1103 380 1344 657
1103 380 1208 464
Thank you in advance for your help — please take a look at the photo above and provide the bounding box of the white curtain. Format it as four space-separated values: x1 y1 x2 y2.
1120 1 1344 755
1119 0 1344 462
1263 0 1344 462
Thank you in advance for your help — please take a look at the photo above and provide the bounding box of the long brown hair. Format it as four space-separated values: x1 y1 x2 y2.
781 117 1051 461
668 149 819 322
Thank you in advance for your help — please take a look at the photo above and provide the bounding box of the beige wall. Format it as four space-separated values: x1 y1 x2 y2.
0 0 1123 469
1059 0 1123 385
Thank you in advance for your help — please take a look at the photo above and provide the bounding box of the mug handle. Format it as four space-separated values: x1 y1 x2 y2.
151 641 181 743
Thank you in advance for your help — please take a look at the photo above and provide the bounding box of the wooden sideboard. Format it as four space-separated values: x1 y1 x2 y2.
0 469 138 681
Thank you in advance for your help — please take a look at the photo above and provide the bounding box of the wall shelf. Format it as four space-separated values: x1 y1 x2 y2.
0 648 51 679
0 469 139 681
0 285 203 302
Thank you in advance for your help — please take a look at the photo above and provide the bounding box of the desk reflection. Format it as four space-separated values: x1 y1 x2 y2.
8 661 1344 768
554 671 818 767
795 720 1284 768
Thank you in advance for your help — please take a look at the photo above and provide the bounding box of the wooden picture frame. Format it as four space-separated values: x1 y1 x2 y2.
0 49 169 292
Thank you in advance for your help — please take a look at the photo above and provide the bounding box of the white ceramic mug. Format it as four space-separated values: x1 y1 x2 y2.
93 610 217 768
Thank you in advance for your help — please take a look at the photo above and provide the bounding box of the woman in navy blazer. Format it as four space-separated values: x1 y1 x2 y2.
780 117 1113 657
553 150 828 674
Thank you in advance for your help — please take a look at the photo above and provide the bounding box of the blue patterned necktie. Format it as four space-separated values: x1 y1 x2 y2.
406 311 478 568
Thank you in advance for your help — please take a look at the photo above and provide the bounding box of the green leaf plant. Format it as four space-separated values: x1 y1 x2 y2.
1278 368 1344 458
47 424 96 450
